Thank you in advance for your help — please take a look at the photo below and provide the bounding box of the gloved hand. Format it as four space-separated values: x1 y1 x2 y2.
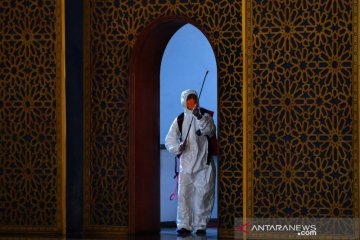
192 107 202 120
179 142 186 152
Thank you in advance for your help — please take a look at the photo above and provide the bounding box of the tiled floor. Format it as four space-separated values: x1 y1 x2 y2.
161 228 218 240
0 228 218 240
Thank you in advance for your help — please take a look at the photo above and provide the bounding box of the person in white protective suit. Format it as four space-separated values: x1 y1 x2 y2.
165 89 216 236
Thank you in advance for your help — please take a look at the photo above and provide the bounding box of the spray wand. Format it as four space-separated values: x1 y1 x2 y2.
182 70 209 145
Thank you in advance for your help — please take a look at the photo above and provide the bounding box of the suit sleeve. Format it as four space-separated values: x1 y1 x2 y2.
197 113 216 138
165 118 182 155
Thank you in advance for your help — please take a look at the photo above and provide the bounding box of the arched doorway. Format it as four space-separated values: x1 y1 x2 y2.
129 17 217 234
159 23 218 227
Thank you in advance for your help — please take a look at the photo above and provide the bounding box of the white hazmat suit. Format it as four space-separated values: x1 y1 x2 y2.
165 89 216 232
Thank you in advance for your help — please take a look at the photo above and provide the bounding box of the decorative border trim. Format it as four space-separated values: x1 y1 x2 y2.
244 0 254 222
83 226 128 237
57 0 66 234
355 0 360 220
219 228 235 239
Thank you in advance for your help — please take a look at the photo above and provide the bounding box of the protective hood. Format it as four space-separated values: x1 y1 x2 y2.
180 89 200 111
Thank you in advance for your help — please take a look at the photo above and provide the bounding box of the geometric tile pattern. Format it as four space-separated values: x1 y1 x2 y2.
0 0 65 233
249 0 358 219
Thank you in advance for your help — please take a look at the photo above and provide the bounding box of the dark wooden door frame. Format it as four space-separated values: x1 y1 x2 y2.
129 16 185 234
128 16 211 234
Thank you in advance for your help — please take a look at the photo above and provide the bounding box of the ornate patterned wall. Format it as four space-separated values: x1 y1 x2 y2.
248 0 358 221
84 0 359 237
84 0 243 234
0 0 65 234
